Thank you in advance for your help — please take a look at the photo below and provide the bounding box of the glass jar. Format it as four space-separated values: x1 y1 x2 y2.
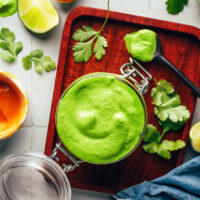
55 58 152 165
0 152 71 200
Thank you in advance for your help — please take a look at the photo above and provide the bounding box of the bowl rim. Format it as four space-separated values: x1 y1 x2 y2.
55 72 148 165
0 70 29 140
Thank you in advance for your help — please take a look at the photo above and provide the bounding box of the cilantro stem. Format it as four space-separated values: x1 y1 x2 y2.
160 129 168 141
72 0 110 62
160 132 165 140
152 102 163 107
154 78 158 85
98 0 110 34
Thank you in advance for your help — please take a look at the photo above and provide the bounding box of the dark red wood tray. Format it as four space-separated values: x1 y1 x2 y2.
45 7 200 194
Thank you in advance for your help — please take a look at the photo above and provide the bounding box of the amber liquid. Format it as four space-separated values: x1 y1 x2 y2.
58 0 75 2
0 75 23 133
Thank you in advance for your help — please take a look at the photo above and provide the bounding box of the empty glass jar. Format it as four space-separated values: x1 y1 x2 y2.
0 152 71 200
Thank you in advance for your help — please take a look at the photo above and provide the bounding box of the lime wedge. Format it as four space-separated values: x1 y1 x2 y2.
189 122 200 153
18 0 59 34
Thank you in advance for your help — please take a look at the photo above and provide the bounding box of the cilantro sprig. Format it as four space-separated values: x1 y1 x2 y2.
152 79 190 129
143 124 186 159
143 80 190 159
0 27 55 76
22 49 56 74
72 0 110 63
0 28 23 62
165 0 188 15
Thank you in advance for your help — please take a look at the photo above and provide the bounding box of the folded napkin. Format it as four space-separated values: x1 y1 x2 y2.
114 156 200 200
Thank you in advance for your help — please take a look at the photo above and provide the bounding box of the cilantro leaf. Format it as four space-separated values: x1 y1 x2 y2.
155 105 190 123
143 80 189 160
157 144 171 159
151 79 174 96
161 140 186 151
143 142 158 154
32 57 56 74
35 65 44 74
0 50 15 62
151 80 174 105
22 56 32 70
31 57 41 68
72 0 110 63
159 119 187 133
0 28 15 44
152 80 190 124
143 123 186 159
93 35 107 60
22 49 56 74
29 49 43 58
143 124 160 143
72 39 94 63
0 41 10 51
155 94 181 108
166 0 188 15
41 56 56 72
14 42 23 55
0 28 23 62
72 26 97 42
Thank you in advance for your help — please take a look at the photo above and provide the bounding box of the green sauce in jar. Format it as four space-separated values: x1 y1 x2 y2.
56 74 146 164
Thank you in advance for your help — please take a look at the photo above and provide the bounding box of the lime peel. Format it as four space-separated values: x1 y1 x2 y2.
190 122 200 153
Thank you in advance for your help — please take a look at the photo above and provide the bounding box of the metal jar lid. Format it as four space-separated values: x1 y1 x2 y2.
0 152 71 200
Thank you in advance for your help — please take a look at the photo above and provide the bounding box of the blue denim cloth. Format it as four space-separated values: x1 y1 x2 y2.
114 156 200 200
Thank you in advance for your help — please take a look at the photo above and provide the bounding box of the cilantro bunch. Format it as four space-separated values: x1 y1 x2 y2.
72 0 110 63
0 27 56 75
143 80 190 159
0 28 23 62
166 0 188 15
22 49 56 74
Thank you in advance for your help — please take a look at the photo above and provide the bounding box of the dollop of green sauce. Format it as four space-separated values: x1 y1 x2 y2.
124 29 156 62
56 74 145 164
0 0 17 17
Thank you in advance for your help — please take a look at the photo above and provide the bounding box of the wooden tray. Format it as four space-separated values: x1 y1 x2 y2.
45 7 200 194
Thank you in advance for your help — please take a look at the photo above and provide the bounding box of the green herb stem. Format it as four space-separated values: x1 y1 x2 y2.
72 0 110 62
98 0 110 34
154 78 158 85
152 102 165 108
160 130 166 141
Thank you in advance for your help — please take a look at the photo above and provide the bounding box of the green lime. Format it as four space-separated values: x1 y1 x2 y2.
18 0 59 34
189 122 200 153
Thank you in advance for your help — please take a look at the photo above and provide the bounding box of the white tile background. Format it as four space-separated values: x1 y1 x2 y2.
0 0 200 199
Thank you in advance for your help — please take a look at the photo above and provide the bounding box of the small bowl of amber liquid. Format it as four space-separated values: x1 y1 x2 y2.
0 71 28 141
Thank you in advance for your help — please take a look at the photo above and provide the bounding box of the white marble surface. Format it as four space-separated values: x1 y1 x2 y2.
0 0 200 199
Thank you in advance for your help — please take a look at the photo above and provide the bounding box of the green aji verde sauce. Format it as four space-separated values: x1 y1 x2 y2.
0 0 17 17
124 29 156 62
56 74 145 164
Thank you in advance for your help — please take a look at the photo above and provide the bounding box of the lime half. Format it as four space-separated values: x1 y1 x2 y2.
18 0 59 34
190 122 200 153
